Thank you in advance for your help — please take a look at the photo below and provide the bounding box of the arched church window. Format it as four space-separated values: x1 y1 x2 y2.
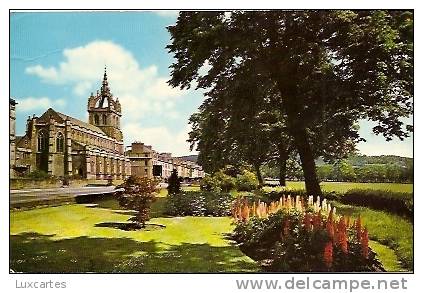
102 114 107 125
37 130 48 152
56 132 64 152
94 114 99 125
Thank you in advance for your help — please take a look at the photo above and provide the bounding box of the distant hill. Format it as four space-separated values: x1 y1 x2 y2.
177 155 198 163
316 155 413 167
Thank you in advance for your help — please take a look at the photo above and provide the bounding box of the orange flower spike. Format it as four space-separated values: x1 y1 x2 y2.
328 207 334 224
252 201 257 217
304 213 312 231
239 205 245 221
283 219 290 236
338 217 348 253
323 242 333 268
326 218 335 240
356 215 362 242
313 211 322 230
244 205 250 222
318 210 322 228
361 228 369 259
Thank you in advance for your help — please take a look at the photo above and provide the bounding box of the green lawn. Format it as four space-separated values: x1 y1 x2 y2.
10 183 412 272
10 197 258 273
333 202 413 271
282 181 413 193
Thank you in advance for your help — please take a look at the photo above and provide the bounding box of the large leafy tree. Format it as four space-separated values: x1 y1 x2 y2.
168 11 413 195
188 65 281 184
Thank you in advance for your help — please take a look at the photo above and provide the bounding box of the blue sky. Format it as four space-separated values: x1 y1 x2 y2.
10 11 413 157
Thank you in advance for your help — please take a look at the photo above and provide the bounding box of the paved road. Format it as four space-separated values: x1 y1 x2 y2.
10 186 122 206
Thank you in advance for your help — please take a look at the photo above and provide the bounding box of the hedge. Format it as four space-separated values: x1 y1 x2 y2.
340 189 413 220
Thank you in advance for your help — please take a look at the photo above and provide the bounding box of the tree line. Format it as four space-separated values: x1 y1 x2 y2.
167 11 413 195
262 159 413 183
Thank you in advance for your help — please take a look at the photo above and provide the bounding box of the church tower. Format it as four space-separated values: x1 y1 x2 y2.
88 67 123 141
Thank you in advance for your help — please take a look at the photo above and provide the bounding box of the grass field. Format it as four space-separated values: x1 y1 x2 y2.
334 202 412 271
10 182 412 272
10 197 258 273
280 181 413 193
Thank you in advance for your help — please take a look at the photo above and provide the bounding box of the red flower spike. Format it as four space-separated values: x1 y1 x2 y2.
337 217 348 253
361 227 369 259
326 218 335 240
323 242 333 268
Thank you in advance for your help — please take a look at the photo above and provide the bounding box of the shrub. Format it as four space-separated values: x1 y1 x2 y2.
236 170 259 191
340 189 413 219
167 169 181 195
166 192 206 216
231 196 384 272
26 170 51 179
166 191 232 216
200 170 236 192
203 191 233 216
214 170 236 192
117 176 159 228
200 174 221 193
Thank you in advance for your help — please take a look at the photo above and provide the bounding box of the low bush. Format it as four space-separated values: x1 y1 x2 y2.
200 171 236 192
200 174 220 192
231 196 384 272
203 191 233 216
236 170 259 191
26 170 51 179
166 191 232 216
339 189 413 219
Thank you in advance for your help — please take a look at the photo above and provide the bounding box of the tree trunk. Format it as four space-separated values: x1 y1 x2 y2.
293 129 322 197
278 143 288 186
254 163 264 186
272 70 321 196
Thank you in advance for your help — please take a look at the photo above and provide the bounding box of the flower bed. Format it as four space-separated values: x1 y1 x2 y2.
231 195 384 272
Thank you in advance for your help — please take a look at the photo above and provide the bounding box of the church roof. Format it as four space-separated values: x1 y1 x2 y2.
56 111 107 135
38 108 107 136
16 135 31 149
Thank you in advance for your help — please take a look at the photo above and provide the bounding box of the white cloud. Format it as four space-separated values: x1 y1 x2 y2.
357 119 413 157
123 123 196 156
25 40 188 122
357 139 413 158
25 65 59 82
16 97 66 112
152 11 179 18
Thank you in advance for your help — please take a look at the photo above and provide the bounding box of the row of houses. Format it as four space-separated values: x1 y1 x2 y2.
125 142 205 180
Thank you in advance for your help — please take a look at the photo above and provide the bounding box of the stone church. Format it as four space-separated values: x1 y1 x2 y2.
14 68 131 179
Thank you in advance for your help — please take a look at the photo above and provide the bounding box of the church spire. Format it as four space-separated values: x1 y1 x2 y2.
99 66 112 104
101 66 109 91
